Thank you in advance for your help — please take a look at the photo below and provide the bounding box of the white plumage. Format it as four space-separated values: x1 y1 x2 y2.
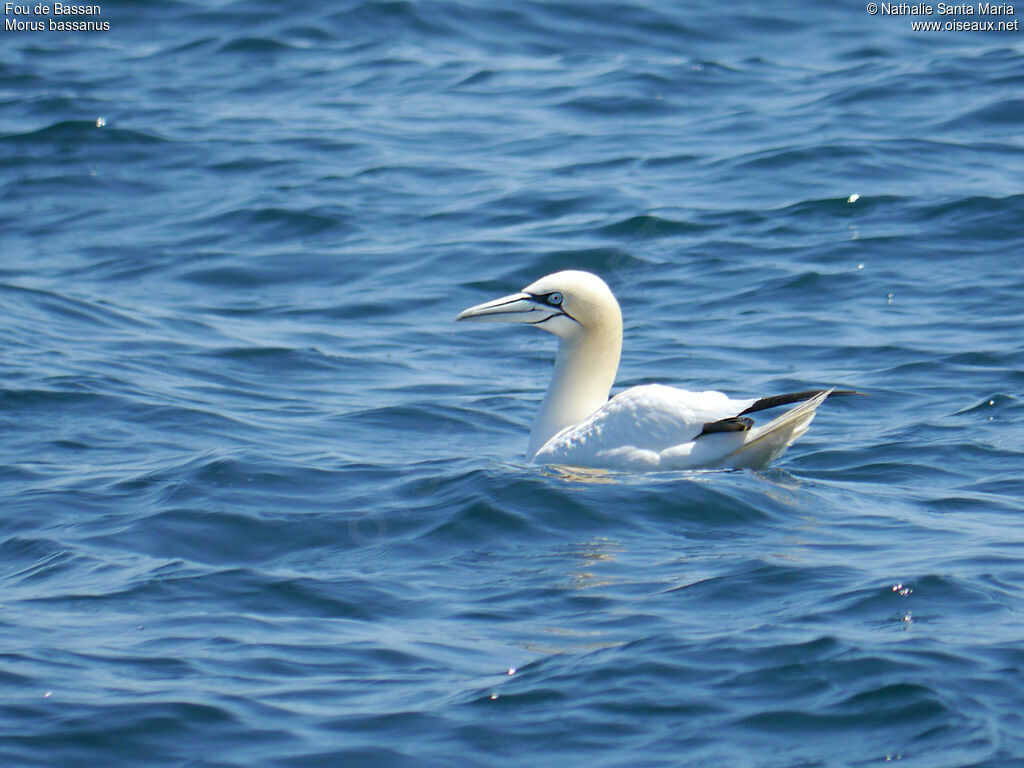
456 270 845 471
533 384 830 470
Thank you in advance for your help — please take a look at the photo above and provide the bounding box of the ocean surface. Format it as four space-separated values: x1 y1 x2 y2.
2 1 1023 766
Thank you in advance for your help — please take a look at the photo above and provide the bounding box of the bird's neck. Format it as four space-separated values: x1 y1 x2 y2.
527 323 622 460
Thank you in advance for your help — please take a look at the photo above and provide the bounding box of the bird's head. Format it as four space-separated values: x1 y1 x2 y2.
455 270 621 340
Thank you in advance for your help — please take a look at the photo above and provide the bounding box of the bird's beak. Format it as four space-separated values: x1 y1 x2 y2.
456 292 552 324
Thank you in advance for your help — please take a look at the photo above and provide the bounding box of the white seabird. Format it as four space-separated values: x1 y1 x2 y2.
456 270 858 471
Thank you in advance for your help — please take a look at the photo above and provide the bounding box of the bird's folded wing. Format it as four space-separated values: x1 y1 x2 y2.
534 384 756 467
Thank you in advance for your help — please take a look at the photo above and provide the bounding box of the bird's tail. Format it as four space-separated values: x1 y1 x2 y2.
724 389 832 470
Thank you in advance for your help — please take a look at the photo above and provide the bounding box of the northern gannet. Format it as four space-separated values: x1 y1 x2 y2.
456 270 858 471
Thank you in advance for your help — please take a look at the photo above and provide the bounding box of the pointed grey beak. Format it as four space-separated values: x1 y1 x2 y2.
456 292 555 324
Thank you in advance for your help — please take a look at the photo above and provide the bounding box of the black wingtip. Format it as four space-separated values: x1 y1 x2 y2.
738 388 867 417
697 416 754 437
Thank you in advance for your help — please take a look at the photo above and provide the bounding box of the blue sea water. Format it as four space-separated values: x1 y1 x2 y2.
2 1 1024 765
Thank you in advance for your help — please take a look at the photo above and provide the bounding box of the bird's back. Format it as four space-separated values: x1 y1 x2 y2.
532 384 756 470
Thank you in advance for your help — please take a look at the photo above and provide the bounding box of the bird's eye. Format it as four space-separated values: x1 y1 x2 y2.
548 292 563 306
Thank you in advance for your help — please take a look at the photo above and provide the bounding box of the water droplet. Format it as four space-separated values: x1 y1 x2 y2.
96 117 106 128
857 263 864 270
